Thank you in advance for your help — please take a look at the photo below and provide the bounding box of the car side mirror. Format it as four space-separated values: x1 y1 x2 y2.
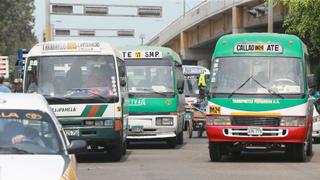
67 140 87 154
177 79 184 94
120 79 126 87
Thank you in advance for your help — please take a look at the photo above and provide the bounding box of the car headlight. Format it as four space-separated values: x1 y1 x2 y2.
206 116 231 126
156 117 174 126
280 117 306 127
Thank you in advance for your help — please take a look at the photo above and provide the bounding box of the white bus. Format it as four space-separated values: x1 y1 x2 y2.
23 41 128 161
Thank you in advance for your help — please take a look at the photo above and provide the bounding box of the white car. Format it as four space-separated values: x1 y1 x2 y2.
0 93 86 180
313 104 320 143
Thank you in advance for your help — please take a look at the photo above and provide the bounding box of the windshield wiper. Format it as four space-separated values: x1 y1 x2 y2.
45 96 70 102
87 90 113 102
251 77 285 99
132 88 169 96
0 147 34 154
228 75 253 98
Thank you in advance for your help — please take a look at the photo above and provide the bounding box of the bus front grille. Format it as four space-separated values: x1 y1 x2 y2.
231 116 280 126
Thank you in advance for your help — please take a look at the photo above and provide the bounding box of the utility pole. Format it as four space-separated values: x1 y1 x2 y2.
44 0 52 41
268 0 273 33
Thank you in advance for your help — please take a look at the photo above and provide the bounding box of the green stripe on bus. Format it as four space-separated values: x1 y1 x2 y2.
81 105 92 117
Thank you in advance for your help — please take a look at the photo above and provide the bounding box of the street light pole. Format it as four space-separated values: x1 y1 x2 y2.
268 0 273 33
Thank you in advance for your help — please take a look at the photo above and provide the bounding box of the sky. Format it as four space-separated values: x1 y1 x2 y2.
33 0 205 47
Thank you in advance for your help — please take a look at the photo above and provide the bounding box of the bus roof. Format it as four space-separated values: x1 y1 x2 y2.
119 46 182 64
213 33 306 59
27 41 122 58
183 65 210 75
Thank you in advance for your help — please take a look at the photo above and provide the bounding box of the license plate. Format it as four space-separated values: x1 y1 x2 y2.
248 127 263 136
131 125 144 133
65 129 80 136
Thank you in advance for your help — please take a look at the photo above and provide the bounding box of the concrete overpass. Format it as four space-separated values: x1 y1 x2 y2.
147 0 287 67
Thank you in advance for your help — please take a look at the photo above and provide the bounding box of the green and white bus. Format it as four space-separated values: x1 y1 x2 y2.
206 33 315 162
24 41 128 161
121 46 185 148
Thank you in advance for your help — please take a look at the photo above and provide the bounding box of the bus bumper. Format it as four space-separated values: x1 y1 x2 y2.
206 126 307 143
64 126 121 146
127 115 177 140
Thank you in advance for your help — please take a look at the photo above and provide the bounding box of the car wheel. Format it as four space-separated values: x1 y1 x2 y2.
209 142 222 162
108 140 123 162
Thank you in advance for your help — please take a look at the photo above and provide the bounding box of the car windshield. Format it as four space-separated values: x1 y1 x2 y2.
125 59 174 96
210 57 304 97
0 110 63 154
24 55 118 104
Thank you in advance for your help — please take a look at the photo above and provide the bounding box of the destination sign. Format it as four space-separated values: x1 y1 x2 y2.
43 42 101 52
122 50 162 59
234 43 283 53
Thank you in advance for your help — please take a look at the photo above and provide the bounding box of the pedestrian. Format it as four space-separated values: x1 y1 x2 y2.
0 76 11 93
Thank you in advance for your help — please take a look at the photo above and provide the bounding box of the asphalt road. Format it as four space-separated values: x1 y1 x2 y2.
78 133 320 180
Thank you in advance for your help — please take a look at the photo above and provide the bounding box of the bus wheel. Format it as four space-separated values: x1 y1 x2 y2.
108 140 123 162
177 131 184 145
209 142 222 162
167 137 177 149
122 141 127 155
290 143 307 162
314 137 320 144
188 121 193 138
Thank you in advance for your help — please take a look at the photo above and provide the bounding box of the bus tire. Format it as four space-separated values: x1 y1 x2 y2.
108 140 123 162
314 137 320 144
290 143 307 162
167 137 177 149
177 131 184 145
122 141 127 155
209 142 222 162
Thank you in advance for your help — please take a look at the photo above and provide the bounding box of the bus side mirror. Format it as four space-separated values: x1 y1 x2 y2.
308 74 317 96
120 79 126 87
177 79 184 94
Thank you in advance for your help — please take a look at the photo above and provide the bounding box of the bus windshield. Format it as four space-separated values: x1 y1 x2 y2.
210 57 304 97
184 76 199 97
125 59 174 97
24 55 118 104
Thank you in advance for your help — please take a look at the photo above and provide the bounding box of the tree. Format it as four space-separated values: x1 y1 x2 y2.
0 0 37 55
275 0 320 73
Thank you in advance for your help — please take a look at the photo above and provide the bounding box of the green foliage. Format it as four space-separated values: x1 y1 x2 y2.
0 0 37 55
274 0 320 57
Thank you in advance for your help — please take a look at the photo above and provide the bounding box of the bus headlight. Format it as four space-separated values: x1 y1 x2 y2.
156 117 174 126
280 117 306 127
206 116 231 126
